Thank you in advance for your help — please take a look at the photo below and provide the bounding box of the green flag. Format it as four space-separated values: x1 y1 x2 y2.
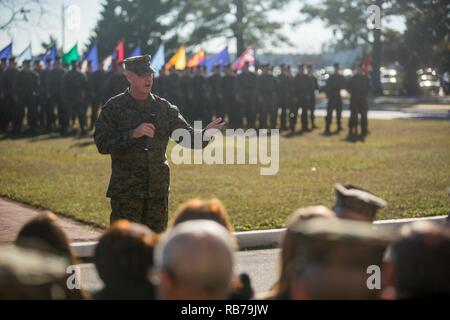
63 44 78 64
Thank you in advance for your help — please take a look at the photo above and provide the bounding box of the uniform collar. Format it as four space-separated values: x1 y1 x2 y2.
124 88 157 109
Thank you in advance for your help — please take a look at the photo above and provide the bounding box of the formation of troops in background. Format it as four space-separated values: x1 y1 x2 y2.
0 56 371 137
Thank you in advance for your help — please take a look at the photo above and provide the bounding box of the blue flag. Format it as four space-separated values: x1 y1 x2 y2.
42 45 56 67
84 44 99 71
105 49 117 72
0 42 12 59
129 46 141 57
200 47 230 74
151 44 165 76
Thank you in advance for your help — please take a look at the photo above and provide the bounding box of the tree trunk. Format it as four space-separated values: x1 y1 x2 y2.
371 0 382 96
235 0 245 57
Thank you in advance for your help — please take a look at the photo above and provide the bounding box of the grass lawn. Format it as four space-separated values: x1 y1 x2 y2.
0 118 449 231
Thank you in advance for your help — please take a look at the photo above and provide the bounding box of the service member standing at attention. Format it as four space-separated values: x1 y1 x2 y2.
306 64 319 129
62 61 88 135
13 59 39 134
324 63 346 134
236 61 258 129
94 55 225 233
347 64 371 137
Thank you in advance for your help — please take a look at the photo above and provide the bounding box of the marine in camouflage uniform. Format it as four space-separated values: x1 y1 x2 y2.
277 64 292 131
222 64 240 128
236 62 257 129
325 63 346 133
208 64 224 119
192 65 209 123
179 68 193 122
1 57 18 132
292 64 312 132
306 64 318 129
257 64 277 129
0 57 7 132
47 57 65 133
347 65 371 137
166 67 181 108
13 60 39 133
62 61 88 135
94 55 224 233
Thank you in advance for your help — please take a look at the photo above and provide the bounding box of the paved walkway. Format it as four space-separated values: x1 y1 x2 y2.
0 197 102 243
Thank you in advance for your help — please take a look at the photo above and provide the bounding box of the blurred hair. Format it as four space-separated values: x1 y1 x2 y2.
95 220 158 287
389 221 450 299
155 220 235 299
16 212 76 265
171 198 233 232
15 212 86 299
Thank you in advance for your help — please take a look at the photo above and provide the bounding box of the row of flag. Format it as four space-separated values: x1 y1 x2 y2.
0 41 256 74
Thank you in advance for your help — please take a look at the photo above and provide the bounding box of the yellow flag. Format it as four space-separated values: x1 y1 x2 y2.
187 48 205 68
165 45 186 70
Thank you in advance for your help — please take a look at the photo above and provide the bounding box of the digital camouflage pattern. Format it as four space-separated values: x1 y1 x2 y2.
94 88 207 231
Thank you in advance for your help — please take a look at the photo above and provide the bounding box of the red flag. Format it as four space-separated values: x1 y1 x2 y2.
361 51 371 76
232 48 255 71
116 40 125 62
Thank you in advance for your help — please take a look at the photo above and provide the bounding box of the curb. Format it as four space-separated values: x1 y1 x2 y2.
71 215 448 258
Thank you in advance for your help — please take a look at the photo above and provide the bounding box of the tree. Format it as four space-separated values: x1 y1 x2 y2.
87 0 178 60
300 0 449 95
174 0 293 56
0 0 50 30
40 35 57 51
300 0 402 95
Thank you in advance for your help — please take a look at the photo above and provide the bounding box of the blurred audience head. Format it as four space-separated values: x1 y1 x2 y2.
94 220 158 299
16 212 76 265
385 221 450 299
171 198 233 232
155 220 235 300
290 218 390 300
267 206 336 299
0 244 69 299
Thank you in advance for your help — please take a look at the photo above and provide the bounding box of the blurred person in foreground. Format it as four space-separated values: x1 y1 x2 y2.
171 198 233 232
332 183 386 222
15 212 86 299
383 221 450 299
0 244 68 299
94 220 158 299
170 198 253 299
155 220 235 300
263 206 336 300
290 218 392 300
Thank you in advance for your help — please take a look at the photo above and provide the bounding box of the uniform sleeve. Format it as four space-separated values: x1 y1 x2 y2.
94 103 136 154
168 103 209 149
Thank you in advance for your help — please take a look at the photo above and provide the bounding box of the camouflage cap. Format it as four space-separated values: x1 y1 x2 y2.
333 183 387 221
0 244 68 286
123 54 155 76
289 218 392 269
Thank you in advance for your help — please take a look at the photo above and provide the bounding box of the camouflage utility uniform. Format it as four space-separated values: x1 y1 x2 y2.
94 88 207 232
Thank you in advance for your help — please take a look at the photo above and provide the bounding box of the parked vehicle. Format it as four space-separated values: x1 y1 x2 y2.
417 68 440 95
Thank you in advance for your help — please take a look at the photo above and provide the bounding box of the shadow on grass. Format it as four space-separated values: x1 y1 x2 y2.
283 131 303 138
70 141 95 148
0 131 46 141
343 133 367 143
0 130 94 143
